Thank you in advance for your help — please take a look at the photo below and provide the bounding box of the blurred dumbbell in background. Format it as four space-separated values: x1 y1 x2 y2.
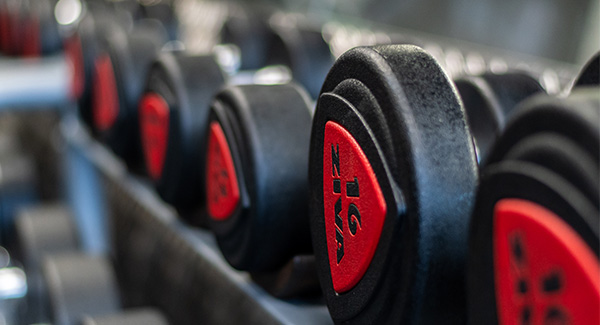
468 52 599 325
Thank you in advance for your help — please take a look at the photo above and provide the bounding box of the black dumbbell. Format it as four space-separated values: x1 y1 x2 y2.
467 54 599 325
21 0 62 57
454 72 545 163
309 44 479 323
138 51 225 213
0 143 38 246
138 17 333 214
215 11 334 97
14 204 79 322
267 17 334 98
219 5 277 71
0 0 61 57
63 2 134 121
91 19 169 165
42 253 121 325
204 83 313 272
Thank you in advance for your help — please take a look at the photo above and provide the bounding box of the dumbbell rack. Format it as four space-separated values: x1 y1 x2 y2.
54 113 332 324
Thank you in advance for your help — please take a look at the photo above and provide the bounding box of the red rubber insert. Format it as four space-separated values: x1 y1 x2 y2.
92 54 119 131
206 122 240 220
64 34 84 100
139 93 170 180
22 16 40 57
323 121 387 293
494 199 600 325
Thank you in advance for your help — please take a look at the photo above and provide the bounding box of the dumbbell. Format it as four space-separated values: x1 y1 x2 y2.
454 72 545 163
90 19 169 165
21 0 62 57
218 5 278 71
42 252 122 325
214 11 334 97
138 15 333 212
0 132 38 246
138 51 225 213
308 44 478 323
0 0 61 57
467 53 599 324
308 44 548 322
65 0 178 129
204 83 313 272
267 16 335 98
63 2 134 119
14 204 79 322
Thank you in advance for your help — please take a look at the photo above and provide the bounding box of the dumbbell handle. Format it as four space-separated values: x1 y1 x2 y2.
0 54 70 109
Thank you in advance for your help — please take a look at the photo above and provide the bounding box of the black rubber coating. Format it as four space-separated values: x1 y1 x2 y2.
309 44 478 323
43 253 121 325
207 83 313 271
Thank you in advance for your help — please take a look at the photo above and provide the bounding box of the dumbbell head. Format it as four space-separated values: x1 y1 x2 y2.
20 0 61 57
43 253 121 325
65 4 134 120
92 19 168 164
136 1 178 42
15 204 79 270
219 6 275 70
0 0 61 57
268 19 334 98
309 45 478 323
0 151 38 246
139 52 225 212
467 89 599 324
14 204 79 322
205 83 313 271
454 72 544 163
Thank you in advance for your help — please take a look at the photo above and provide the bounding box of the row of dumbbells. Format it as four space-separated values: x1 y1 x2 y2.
2 0 599 324
16 203 170 325
0 118 170 323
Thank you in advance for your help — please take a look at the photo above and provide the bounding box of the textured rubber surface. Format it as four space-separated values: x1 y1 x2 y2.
310 44 478 323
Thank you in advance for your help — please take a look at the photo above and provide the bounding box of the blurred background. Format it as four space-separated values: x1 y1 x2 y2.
173 0 599 64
